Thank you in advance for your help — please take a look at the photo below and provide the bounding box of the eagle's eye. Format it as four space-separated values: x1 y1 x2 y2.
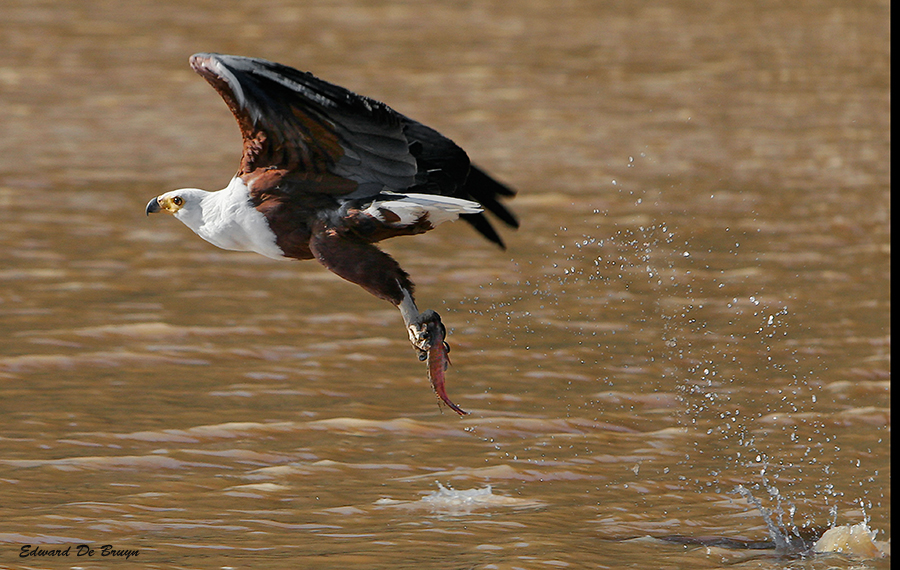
172 196 184 207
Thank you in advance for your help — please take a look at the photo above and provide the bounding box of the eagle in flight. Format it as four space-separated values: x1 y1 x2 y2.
146 54 518 415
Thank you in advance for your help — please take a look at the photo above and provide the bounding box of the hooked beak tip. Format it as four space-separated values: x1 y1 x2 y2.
145 197 161 216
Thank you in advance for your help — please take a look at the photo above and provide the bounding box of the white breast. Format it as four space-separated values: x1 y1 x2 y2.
190 178 285 260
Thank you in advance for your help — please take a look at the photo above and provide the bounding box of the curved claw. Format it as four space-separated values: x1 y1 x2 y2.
412 310 467 416
408 309 441 352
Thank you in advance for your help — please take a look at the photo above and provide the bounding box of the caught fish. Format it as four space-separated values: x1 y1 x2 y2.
421 314 467 415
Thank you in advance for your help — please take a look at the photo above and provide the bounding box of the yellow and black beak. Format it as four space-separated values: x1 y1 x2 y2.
145 197 162 216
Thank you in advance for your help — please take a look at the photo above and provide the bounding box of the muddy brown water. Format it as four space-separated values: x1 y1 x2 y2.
0 1 889 568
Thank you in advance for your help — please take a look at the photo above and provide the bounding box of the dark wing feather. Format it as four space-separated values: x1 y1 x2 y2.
462 165 520 228
189 53 517 246
403 120 519 248
190 53 417 193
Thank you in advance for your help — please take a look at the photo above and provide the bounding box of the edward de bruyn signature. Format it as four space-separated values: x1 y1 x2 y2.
20 544 139 560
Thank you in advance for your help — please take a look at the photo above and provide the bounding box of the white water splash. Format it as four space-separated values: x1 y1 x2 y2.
376 482 544 515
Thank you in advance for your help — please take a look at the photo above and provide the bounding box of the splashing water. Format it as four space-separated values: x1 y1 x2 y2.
375 482 545 516
736 484 811 553
813 522 886 559
421 482 495 510
736 483 888 559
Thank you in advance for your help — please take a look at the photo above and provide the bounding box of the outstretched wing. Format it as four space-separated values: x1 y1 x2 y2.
191 53 419 192
190 53 517 245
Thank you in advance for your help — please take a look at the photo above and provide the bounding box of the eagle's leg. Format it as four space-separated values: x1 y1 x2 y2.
310 223 447 356
310 224 466 414
398 290 447 360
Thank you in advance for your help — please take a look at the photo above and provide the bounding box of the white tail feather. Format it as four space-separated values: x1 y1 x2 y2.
364 193 482 227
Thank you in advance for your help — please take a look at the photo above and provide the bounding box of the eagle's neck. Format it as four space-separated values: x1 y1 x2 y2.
187 177 285 260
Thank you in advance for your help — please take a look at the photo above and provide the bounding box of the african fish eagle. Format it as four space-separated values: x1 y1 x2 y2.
146 54 518 414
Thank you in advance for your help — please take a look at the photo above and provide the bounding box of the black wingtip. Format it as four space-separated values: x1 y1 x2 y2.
460 213 507 249
462 165 518 248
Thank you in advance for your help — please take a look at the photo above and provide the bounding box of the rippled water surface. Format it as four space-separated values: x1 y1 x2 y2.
0 1 890 568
